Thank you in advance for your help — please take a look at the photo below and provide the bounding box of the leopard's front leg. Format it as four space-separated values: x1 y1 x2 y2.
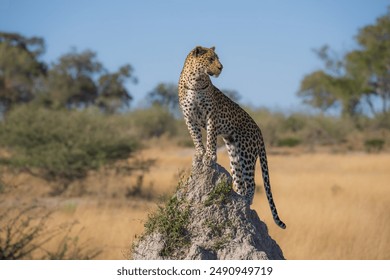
184 117 205 162
203 117 217 166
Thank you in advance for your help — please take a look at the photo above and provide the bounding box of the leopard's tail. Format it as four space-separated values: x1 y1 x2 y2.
259 140 286 229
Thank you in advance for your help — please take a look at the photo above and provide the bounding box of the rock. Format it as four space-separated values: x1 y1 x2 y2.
132 161 285 260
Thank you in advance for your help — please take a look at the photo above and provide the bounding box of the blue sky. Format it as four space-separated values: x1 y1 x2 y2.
1 0 388 111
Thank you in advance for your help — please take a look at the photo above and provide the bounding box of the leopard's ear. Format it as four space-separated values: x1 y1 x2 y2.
210 46 215 51
193 46 207 57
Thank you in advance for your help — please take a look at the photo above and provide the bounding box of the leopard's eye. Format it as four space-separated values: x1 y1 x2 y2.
209 57 215 63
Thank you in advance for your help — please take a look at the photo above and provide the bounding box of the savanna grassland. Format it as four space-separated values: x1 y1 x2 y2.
1 12 390 260
2 141 389 260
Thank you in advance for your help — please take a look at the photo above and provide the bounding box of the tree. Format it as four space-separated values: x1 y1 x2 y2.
146 83 179 115
351 9 390 115
298 70 338 113
0 32 46 114
44 49 102 109
97 64 136 114
298 46 365 117
298 8 390 117
40 49 136 112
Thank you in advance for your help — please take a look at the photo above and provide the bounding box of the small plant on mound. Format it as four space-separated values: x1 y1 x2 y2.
204 178 232 207
142 182 190 257
203 219 234 251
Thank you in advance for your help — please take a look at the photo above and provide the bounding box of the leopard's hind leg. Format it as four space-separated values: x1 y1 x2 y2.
225 138 256 205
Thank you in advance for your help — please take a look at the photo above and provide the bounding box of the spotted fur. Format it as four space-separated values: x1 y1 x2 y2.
178 46 286 229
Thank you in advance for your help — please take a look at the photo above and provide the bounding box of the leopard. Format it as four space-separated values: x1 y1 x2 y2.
178 46 286 229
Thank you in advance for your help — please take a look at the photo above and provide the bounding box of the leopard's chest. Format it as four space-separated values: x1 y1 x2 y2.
181 89 213 128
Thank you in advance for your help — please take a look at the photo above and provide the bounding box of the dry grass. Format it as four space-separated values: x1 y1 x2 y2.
49 198 154 259
254 152 390 259
1 141 389 259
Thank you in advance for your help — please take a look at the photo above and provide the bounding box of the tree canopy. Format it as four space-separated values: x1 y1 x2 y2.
298 9 390 117
0 32 47 114
0 32 137 115
146 82 179 115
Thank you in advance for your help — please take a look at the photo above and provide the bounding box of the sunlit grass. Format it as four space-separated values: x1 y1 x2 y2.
2 142 389 259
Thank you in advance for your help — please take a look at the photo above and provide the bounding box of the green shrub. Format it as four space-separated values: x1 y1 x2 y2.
144 195 190 257
246 107 361 149
128 105 177 138
176 138 194 147
246 107 285 146
277 137 301 147
0 106 138 191
300 115 354 147
283 114 307 132
364 139 385 153
204 179 232 207
370 113 390 130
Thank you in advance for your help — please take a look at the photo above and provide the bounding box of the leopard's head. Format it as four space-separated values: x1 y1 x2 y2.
190 46 223 78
